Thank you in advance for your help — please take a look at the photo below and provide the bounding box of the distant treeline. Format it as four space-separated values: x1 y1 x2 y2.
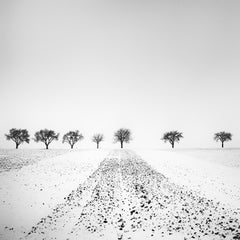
5 128 232 149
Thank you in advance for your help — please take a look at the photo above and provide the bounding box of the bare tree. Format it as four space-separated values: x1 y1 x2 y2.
114 128 131 148
63 130 83 149
34 129 59 149
162 130 183 148
214 131 232 148
5 128 30 149
92 134 104 149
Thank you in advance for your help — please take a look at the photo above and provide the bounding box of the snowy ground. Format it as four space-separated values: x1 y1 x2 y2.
0 149 240 240
0 149 71 173
137 149 240 208
0 149 109 240
169 148 240 168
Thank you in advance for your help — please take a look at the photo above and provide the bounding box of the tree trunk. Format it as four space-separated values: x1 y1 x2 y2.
171 142 174 148
222 141 224 148
97 143 99 149
46 143 49 150
16 143 19 149
71 144 73 149
121 141 123 148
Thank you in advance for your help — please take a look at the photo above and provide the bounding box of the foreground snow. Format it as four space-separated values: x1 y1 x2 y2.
137 149 240 208
0 149 240 240
0 149 109 240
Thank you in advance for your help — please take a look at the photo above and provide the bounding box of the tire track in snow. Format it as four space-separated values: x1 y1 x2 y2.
25 150 240 240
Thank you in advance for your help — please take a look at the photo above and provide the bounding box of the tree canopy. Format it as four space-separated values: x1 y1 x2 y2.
162 131 183 148
63 130 83 149
92 134 104 149
214 131 232 148
5 128 30 149
114 128 131 148
34 129 59 149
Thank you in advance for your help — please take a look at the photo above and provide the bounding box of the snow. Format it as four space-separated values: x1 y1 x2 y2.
0 149 71 173
136 149 240 208
0 148 240 240
0 149 109 240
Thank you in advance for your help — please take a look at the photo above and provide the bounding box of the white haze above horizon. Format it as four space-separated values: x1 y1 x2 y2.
0 0 240 149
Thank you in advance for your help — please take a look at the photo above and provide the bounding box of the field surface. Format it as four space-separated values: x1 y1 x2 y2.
0 149 240 240
0 149 71 173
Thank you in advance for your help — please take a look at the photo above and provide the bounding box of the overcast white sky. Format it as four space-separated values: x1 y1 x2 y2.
0 0 240 149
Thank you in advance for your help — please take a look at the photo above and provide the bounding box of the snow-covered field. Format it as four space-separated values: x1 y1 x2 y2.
0 149 71 173
0 149 109 240
137 149 240 208
0 149 240 239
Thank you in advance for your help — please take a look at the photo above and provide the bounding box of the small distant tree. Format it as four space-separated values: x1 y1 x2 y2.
92 134 104 149
5 128 30 149
214 131 232 148
34 129 59 149
114 128 131 148
63 130 83 149
162 130 183 148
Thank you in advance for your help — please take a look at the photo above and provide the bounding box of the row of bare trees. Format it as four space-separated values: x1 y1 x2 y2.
5 128 233 149
5 129 104 149
5 128 129 149
161 131 232 148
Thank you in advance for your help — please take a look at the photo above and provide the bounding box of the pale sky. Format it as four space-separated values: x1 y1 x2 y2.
0 0 240 149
